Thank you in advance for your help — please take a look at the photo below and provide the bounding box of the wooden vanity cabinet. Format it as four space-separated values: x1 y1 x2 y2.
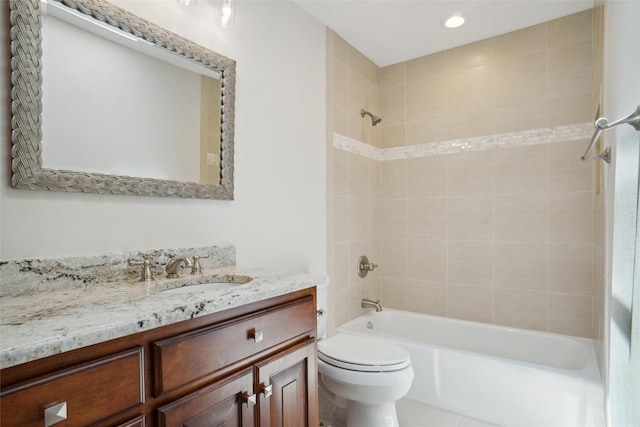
0 288 318 427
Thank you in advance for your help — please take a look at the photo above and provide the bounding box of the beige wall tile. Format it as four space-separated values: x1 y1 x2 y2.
493 23 546 62
548 192 594 243
382 125 406 148
333 148 349 197
495 242 547 291
406 116 448 145
447 109 495 140
334 196 349 244
407 76 447 122
495 288 547 331
348 71 372 116
348 153 370 197
348 197 370 241
547 9 593 49
333 106 349 136
548 140 594 192
448 196 494 241
407 197 448 239
407 52 446 81
334 287 350 327
379 199 407 239
495 194 547 242
407 239 448 281
381 84 407 127
369 277 382 302
548 41 593 99
349 281 373 318
493 53 546 107
370 159 381 199
380 239 407 278
407 280 448 315
494 144 547 195
448 240 494 286
370 198 380 239
332 32 350 65
381 277 408 310
407 156 447 198
448 150 494 197
349 45 379 85
370 125 382 148
381 63 405 88
446 39 493 74
334 243 350 290
548 243 593 295
447 65 493 114
380 159 407 199
334 60 349 111
448 283 494 323
548 93 594 126
548 293 593 337
492 101 548 134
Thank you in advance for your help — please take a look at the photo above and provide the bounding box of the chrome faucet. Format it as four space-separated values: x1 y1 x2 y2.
165 253 192 278
361 298 383 312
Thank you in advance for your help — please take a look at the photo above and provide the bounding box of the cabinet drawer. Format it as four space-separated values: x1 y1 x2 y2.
153 295 314 395
0 347 144 427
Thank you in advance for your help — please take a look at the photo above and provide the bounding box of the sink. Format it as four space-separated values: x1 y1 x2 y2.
161 282 235 295
158 274 253 294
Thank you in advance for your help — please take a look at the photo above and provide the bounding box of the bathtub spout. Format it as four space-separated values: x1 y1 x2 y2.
361 298 382 312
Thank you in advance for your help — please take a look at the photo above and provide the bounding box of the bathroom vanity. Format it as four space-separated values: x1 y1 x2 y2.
0 246 323 426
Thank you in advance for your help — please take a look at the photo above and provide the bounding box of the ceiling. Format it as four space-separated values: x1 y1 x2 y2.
294 0 595 67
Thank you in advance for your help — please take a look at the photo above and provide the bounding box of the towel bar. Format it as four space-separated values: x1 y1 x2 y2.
581 105 640 163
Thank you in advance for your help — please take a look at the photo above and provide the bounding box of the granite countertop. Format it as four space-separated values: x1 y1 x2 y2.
0 266 326 369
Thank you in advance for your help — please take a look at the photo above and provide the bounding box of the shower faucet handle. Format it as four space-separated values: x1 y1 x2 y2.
357 255 378 278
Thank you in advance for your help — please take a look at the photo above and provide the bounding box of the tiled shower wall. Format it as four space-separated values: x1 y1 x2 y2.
327 30 382 329
327 9 603 338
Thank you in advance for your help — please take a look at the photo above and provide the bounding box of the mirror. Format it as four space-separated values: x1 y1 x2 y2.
10 0 236 199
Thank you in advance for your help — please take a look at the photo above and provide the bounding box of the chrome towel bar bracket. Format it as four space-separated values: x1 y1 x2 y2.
581 105 640 163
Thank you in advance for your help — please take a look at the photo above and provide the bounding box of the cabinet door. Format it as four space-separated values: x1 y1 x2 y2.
256 339 317 427
157 368 256 427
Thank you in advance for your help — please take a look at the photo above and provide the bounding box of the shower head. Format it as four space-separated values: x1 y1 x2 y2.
361 109 382 126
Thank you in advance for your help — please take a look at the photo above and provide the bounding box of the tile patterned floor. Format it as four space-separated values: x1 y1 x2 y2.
396 398 503 427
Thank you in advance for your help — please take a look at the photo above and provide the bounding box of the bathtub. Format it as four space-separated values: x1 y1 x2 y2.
336 309 604 427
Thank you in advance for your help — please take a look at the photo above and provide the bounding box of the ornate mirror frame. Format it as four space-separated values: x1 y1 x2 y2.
10 0 236 199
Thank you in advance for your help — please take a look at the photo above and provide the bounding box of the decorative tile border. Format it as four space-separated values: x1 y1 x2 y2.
334 122 593 160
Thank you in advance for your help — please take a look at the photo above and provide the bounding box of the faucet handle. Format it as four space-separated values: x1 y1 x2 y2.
128 259 154 282
191 253 210 274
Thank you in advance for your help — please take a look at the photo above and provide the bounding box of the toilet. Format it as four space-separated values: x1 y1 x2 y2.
316 282 414 427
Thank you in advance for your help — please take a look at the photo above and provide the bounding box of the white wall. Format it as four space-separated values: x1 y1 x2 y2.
0 0 327 275
602 1 640 425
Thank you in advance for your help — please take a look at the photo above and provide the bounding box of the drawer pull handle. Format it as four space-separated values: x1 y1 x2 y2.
44 402 67 427
249 329 264 342
261 383 273 398
242 392 256 406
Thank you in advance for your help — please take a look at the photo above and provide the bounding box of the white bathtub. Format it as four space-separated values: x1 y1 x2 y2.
336 309 604 427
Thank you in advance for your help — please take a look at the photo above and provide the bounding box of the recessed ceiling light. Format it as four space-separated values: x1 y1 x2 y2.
443 14 466 29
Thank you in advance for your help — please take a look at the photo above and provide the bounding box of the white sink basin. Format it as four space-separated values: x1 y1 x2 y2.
161 282 236 295
159 274 253 294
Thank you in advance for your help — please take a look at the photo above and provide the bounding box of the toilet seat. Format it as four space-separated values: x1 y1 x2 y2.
318 333 410 372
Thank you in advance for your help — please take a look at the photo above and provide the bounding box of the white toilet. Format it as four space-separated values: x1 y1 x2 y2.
316 282 414 427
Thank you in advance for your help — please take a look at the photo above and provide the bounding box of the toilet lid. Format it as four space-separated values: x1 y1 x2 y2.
318 334 411 372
